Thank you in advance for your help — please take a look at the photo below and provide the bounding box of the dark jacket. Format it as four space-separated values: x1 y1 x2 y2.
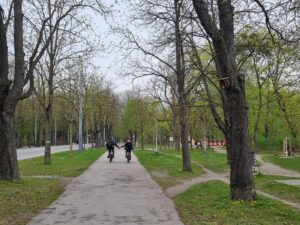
122 142 133 151
106 141 119 149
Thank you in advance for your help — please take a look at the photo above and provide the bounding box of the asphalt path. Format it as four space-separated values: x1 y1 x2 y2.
17 144 93 160
27 149 184 225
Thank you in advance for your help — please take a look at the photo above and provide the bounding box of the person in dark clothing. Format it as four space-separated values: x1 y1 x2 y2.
106 139 120 158
121 140 134 158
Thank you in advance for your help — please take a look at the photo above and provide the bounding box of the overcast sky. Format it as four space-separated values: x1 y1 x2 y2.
91 1 150 94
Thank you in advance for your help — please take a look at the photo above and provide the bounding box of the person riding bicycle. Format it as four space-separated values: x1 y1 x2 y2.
106 139 120 158
121 140 134 158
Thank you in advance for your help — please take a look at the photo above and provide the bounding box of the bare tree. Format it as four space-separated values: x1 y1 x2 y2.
0 0 108 180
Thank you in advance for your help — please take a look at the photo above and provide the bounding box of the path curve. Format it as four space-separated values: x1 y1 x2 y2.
256 154 300 178
27 149 183 225
164 158 300 211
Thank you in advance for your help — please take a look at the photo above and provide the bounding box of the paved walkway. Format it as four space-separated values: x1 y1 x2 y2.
256 154 300 178
213 147 300 177
27 149 183 225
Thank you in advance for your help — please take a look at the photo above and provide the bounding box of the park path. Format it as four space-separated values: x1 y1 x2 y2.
27 149 183 225
214 147 300 177
256 154 300 178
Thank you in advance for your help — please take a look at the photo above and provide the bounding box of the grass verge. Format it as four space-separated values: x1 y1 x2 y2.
0 148 105 225
20 149 105 177
134 150 204 188
262 155 300 173
175 180 300 225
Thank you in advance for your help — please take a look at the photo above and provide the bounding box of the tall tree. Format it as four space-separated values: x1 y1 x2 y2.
193 0 256 200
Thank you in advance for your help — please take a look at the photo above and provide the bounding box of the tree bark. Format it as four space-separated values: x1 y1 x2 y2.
0 112 20 180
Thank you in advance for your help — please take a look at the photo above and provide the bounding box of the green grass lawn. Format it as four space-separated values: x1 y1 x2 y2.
262 155 300 173
134 150 204 188
160 148 229 173
255 174 300 204
175 180 300 225
0 148 105 225
20 149 105 177
0 178 64 225
190 149 229 173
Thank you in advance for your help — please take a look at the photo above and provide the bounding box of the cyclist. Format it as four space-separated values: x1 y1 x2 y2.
106 139 120 158
121 140 134 158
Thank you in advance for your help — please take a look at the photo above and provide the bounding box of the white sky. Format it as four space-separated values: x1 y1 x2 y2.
91 1 150 94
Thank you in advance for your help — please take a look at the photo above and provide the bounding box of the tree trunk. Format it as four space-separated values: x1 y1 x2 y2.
69 122 73 151
0 112 20 180
141 121 144 150
172 105 180 151
227 87 255 200
253 87 263 148
178 95 191 171
44 107 52 164
0 0 24 180
95 129 101 147
174 0 191 171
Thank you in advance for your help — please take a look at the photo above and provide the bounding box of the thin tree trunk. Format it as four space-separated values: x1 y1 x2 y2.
141 121 144 150
253 87 263 148
264 89 271 139
172 105 180 151
44 107 52 164
69 122 73 151
175 0 191 171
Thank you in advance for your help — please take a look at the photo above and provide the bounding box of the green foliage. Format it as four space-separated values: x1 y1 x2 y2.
175 181 300 225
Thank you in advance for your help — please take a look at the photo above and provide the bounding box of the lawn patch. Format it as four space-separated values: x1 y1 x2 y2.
161 148 229 173
0 178 64 225
135 150 204 188
175 180 300 225
20 149 105 177
255 174 300 204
